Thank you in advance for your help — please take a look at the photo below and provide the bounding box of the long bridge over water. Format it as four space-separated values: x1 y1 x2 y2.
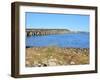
26 29 70 36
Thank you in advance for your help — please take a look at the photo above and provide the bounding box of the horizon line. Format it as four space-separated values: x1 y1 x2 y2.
26 28 89 32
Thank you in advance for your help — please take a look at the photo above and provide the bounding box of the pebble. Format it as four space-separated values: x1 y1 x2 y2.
70 61 75 65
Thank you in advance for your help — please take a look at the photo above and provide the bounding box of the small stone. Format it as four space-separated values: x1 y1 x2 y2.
43 64 47 67
70 61 75 65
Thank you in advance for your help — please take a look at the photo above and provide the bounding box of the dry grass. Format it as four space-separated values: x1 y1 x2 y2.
26 46 89 67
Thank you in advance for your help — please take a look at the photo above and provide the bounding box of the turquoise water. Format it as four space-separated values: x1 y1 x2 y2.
26 33 89 48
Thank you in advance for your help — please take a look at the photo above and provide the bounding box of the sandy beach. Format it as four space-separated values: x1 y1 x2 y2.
26 46 89 67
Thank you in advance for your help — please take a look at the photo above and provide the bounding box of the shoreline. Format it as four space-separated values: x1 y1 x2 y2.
26 46 89 49
26 46 89 67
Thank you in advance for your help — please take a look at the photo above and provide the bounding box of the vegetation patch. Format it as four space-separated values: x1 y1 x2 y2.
26 46 89 67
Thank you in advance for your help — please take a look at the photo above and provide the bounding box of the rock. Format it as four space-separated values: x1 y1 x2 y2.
26 61 30 65
43 64 47 67
48 58 57 66
70 61 75 65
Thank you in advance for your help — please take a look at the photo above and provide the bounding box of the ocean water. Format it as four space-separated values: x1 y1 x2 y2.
26 33 89 48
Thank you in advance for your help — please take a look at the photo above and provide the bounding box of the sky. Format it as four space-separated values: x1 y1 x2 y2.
25 12 90 32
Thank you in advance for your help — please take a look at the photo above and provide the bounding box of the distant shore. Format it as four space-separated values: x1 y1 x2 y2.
26 29 89 36
26 46 89 67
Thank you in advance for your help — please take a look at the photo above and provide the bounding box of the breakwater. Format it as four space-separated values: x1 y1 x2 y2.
26 29 70 36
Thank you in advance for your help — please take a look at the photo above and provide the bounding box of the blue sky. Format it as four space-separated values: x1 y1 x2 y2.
26 12 89 32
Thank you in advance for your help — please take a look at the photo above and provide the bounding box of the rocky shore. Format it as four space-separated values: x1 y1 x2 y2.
26 46 89 67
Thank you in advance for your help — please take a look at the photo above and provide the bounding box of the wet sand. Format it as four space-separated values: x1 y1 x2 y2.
26 46 89 67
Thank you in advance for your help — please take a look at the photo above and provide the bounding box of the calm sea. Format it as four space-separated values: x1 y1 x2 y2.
26 33 89 48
